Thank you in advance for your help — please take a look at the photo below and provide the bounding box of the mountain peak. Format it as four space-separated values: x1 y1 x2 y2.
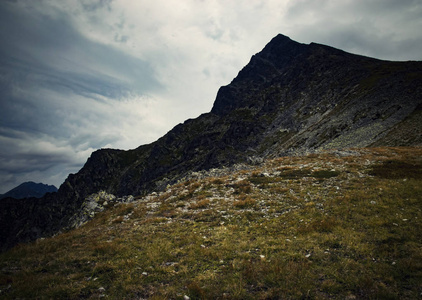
211 34 308 115
262 33 301 51
1 34 421 251
266 33 294 45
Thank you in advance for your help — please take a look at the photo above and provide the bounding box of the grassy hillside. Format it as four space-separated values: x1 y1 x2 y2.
1 147 421 299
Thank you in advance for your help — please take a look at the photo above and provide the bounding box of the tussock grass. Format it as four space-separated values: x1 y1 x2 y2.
189 198 210 210
0 147 421 299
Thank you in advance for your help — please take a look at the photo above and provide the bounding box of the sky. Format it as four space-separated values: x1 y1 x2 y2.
1 0 421 193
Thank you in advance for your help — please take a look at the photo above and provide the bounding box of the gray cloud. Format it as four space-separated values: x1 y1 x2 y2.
1 0 422 193
0 1 162 192
283 0 422 61
80 0 113 12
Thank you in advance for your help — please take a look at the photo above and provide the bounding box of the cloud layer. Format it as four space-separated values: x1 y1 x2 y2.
1 0 421 193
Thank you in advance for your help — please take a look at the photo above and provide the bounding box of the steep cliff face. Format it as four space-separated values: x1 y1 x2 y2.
1 34 422 251
212 35 422 153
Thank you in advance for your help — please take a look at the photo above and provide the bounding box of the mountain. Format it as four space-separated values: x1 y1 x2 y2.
1 34 421 251
0 182 57 200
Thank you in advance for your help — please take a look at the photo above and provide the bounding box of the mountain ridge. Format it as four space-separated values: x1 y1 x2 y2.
0 181 57 200
1 33 421 251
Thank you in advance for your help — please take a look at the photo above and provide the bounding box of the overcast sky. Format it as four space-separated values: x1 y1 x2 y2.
1 0 421 193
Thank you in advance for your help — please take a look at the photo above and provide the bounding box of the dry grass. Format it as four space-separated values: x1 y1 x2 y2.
0 147 421 299
189 198 211 210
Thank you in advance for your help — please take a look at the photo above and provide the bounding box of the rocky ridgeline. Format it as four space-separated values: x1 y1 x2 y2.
1 34 422 251
68 162 262 229
70 148 367 229
56 34 422 202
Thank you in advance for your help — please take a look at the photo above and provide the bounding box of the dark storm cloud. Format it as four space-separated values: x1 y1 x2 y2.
0 2 159 97
0 1 161 192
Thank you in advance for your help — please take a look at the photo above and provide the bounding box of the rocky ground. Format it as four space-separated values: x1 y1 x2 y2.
0 147 421 299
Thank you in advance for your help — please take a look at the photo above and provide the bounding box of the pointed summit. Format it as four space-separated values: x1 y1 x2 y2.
262 33 295 49
238 33 307 79
211 34 307 115
260 34 305 58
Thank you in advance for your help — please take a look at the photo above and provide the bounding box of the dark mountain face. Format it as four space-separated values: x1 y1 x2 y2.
0 182 57 200
212 34 421 152
1 34 421 251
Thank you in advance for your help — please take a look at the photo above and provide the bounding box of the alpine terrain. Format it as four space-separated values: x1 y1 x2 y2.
0 35 421 298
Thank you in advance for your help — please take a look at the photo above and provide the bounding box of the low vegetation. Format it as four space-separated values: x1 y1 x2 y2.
1 147 421 299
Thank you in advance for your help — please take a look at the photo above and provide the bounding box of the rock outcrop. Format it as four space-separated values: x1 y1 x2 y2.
1 33 421 251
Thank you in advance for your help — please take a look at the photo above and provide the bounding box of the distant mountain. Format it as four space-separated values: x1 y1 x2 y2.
1 33 421 251
0 182 57 200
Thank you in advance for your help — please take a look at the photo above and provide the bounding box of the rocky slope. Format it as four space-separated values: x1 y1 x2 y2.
1 34 421 251
1 147 421 299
